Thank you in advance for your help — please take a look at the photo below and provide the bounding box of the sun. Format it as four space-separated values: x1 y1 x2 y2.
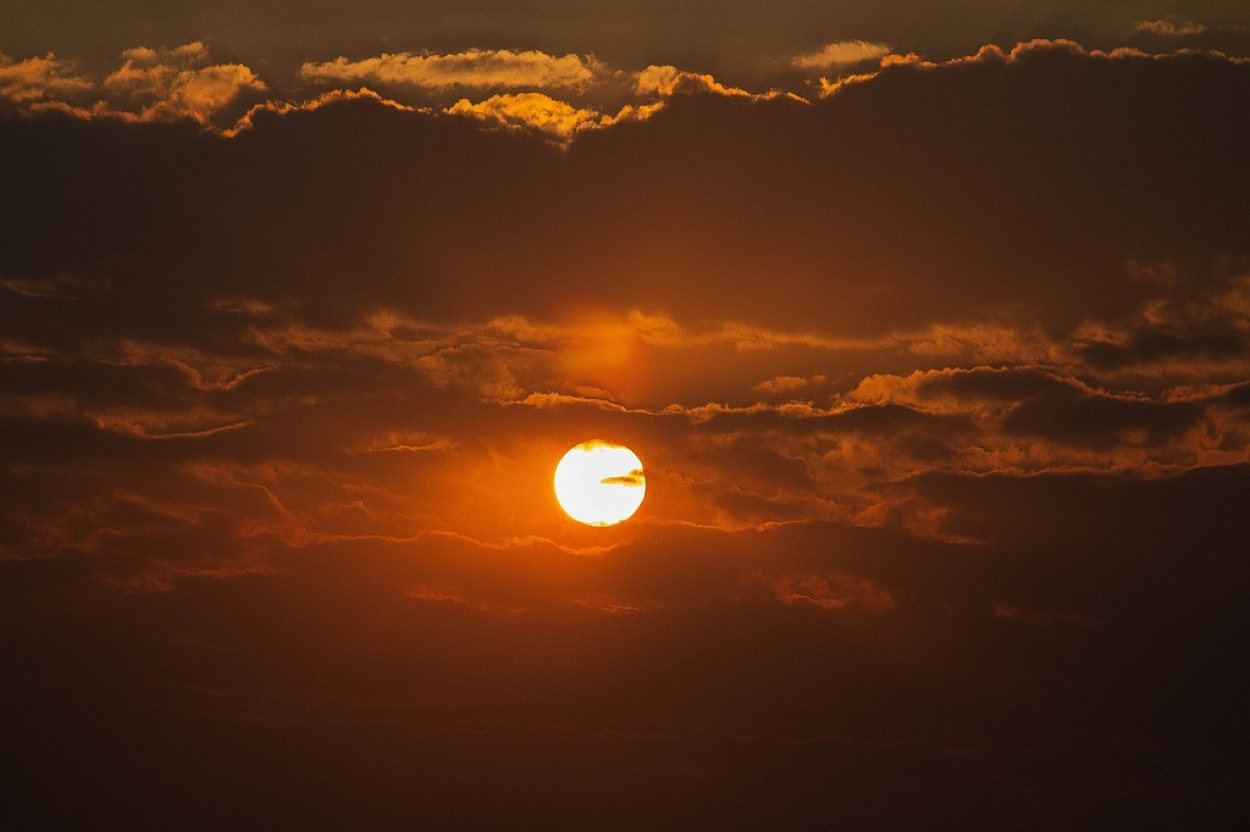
554 441 646 527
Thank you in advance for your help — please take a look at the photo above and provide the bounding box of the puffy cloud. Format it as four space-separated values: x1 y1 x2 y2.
755 375 819 395
633 65 804 102
446 92 657 143
0 53 92 105
103 42 266 123
1 43 264 124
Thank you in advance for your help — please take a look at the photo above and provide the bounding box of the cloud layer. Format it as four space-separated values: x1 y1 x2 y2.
301 48 606 91
3 35 1249 828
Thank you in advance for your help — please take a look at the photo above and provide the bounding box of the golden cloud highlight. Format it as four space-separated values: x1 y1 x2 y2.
446 93 658 143
103 42 265 123
301 49 605 91
792 40 893 71
0 52 92 105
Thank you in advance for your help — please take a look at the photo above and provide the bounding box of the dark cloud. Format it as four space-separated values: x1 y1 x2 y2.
1220 381 1250 405
3 42 1246 344
3 34 1250 829
915 367 1208 448
1073 266 1250 372
1000 388 1204 448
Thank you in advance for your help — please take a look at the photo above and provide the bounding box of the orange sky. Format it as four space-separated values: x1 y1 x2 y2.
3 10 1250 829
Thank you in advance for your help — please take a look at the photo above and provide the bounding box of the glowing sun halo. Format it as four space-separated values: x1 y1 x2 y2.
554 441 646 527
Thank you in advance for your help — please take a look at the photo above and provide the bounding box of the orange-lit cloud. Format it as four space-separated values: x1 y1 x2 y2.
1 42 264 123
301 49 607 91
817 37 1249 99
635 64 754 97
1136 19 1208 36
0 52 92 105
791 40 893 71
103 43 266 123
765 572 896 612
446 92 658 143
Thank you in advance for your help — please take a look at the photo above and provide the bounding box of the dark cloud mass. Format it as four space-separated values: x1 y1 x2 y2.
2 13 1250 830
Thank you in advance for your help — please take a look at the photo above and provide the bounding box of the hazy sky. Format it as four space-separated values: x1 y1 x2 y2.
3 2 1250 829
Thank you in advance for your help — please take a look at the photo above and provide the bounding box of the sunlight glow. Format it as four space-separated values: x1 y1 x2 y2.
554 441 646 526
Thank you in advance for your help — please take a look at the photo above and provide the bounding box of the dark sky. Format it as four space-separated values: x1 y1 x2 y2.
3 3 1250 829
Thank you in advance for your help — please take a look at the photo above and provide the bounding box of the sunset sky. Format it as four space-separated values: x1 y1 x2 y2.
3 1 1250 828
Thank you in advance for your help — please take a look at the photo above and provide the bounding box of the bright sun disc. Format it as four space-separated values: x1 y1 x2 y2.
554 441 646 527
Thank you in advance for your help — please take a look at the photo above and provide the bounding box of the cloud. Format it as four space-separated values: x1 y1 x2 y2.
633 65 804 103
1 43 265 124
301 49 606 92
103 42 266 123
446 92 657 143
1136 19 1208 37
600 470 645 487
635 64 754 98
791 40 893 71
226 86 421 135
0 53 92 105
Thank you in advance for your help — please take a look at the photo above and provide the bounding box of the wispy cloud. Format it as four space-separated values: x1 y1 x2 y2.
0 52 92 105
446 92 657 143
1136 19 1207 37
791 40 893 71
301 49 607 91
1 42 264 123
